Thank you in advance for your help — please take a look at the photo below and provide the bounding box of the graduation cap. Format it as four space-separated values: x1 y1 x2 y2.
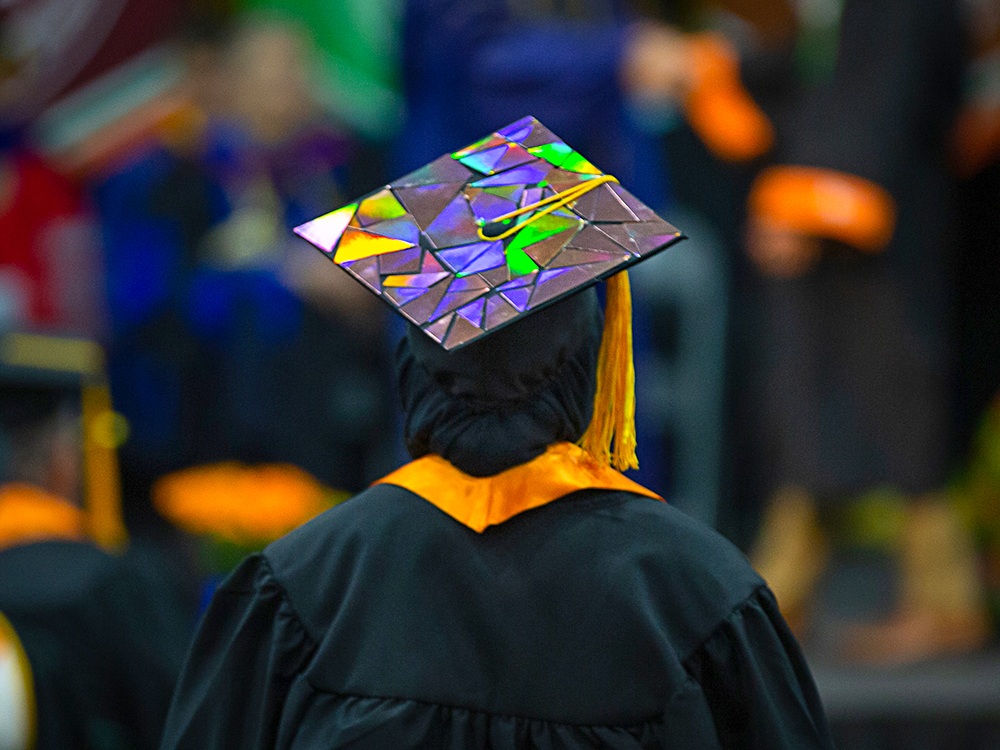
0 332 128 550
294 116 685 470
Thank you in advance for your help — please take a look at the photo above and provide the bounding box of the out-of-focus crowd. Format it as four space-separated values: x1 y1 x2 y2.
1 0 1000 747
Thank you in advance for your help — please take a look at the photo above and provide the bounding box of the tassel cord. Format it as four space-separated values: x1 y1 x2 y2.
478 175 620 241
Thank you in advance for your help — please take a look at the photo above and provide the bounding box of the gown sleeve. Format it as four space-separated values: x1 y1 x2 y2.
159 553 316 750
684 586 835 750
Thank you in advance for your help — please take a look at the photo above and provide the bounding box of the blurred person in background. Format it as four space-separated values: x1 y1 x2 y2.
739 0 991 663
0 0 187 340
191 16 398 488
93 14 397 522
0 130 105 339
951 0 1000 491
0 333 187 750
399 0 772 222
399 0 685 208
950 0 1000 645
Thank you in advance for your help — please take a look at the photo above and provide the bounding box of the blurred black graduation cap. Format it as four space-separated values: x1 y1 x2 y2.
0 334 100 430
0 331 127 549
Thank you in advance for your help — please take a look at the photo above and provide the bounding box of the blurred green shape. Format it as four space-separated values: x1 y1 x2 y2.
241 0 405 139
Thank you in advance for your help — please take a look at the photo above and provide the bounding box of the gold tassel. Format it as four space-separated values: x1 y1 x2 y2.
82 381 128 551
577 271 638 471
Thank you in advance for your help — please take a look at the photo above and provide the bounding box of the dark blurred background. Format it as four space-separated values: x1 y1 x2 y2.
1 0 999 747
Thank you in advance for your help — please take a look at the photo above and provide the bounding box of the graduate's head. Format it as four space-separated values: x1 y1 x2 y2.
0 333 127 548
395 287 603 475
0 380 82 499
293 117 683 473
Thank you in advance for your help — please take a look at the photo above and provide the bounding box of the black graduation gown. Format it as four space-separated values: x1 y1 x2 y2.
0 539 187 750
160 482 834 749
755 0 965 498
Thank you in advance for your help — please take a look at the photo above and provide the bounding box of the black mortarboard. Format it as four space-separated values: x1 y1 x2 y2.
0 335 98 429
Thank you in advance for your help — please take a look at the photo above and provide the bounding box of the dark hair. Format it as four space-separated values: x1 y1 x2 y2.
396 289 602 476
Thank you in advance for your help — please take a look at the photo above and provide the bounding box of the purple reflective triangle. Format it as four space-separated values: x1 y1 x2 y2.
480 265 511 287
420 254 443 272
469 192 516 224
366 216 420 245
471 162 551 188
390 155 472 187
570 184 636 222
594 224 640 256
458 144 509 174
378 247 422 274
443 315 485 350
423 312 454 343
394 183 464 228
519 186 545 208
503 124 534 143
609 183 659 220
521 122 562 148
546 169 597 192
437 242 495 273
625 221 682 255
566 225 632 256
446 274 489 294
461 242 506 274
528 260 619 309
483 185 525 203
384 286 428 305
500 285 533 311
341 256 380 292
497 116 535 141
425 194 481 247
546 246 626 269
398 277 452 324
524 226 579 267
431 289 489 320
491 145 535 173
537 267 572 285
518 185 557 209
455 296 486 327
498 271 537 290
484 294 519 329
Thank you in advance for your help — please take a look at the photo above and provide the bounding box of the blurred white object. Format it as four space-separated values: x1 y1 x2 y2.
0 612 33 750
0 0 128 121
0 268 30 332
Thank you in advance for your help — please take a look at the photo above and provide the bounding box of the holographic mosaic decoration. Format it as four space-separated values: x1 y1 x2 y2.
294 116 683 350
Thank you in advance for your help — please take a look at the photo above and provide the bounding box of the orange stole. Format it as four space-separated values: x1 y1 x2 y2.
0 484 86 551
375 442 662 532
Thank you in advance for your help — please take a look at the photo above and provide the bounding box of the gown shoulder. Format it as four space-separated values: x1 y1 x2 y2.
162 485 833 748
